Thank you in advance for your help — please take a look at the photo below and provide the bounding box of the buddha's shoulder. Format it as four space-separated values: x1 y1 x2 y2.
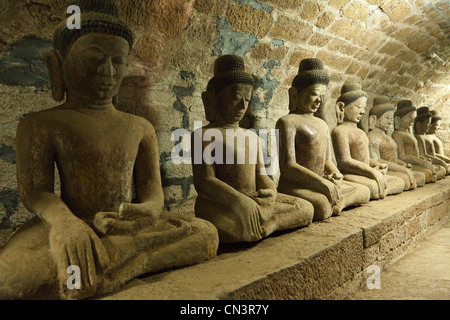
332 124 365 136
18 106 66 125
115 109 154 128
277 114 325 127
367 129 382 139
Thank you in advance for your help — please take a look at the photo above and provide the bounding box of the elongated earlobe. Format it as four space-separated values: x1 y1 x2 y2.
394 116 401 130
336 101 345 124
202 91 215 122
43 50 66 102
288 87 298 112
369 115 377 130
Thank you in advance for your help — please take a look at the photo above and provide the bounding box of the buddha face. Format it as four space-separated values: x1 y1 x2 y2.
375 110 394 133
214 83 253 124
395 110 416 130
294 84 327 114
428 119 441 134
414 117 431 135
343 96 367 124
62 33 129 103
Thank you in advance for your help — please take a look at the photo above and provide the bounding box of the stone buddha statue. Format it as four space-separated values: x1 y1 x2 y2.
427 110 450 165
332 83 405 200
391 100 444 182
414 107 450 175
367 96 425 189
0 0 218 300
276 58 370 220
192 54 314 244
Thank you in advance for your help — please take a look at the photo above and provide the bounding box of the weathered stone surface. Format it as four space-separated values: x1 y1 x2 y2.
288 47 316 66
225 3 273 38
251 42 288 61
0 0 449 236
101 179 449 300
342 1 369 21
308 32 332 48
269 15 312 42
327 38 359 57
266 0 307 10
329 0 350 9
330 18 358 38
315 11 336 29
382 0 413 22
300 1 321 21
316 50 352 71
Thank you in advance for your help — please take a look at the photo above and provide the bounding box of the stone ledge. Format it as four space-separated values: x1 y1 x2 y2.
100 178 450 300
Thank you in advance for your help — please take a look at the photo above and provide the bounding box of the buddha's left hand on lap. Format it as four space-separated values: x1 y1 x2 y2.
373 163 388 175
251 189 277 206
93 203 161 236
324 172 343 186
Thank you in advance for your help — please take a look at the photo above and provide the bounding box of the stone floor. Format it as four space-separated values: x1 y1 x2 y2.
348 218 450 300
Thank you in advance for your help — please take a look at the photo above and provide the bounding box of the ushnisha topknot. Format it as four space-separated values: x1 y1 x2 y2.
415 106 432 122
292 58 330 91
53 0 134 58
370 95 395 118
394 100 416 119
337 83 367 106
206 54 254 95
430 110 442 123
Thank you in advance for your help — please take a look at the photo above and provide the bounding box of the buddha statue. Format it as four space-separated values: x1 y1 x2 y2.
391 100 444 182
276 58 370 220
367 96 425 189
427 110 450 165
414 107 450 175
332 83 405 200
192 54 314 244
0 0 218 300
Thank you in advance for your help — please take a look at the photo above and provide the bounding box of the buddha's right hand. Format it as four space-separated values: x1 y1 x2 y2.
49 216 110 300
234 197 264 242
372 170 387 198
321 179 339 207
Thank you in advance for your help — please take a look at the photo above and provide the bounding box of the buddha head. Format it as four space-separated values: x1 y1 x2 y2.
335 83 367 124
427 110 442 134
414 106 432 135
44 0 134 104
369 95 395 133
202 54 254 124
289 58 330 114
394 100 417 131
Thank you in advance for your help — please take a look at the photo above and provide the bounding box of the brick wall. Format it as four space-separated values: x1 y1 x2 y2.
0 0 449 234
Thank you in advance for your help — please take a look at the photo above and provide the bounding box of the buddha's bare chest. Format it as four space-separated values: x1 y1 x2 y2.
49 115 142 169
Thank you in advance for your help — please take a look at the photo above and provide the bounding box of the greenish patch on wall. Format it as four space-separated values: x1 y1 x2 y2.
0 188 19 229
180 71 195 81
232 0 273 13
272 39 284 47
251 60 281 112
0 37 52 88
171 71 196 130
159 152 193 205
0 144 16 164
213 16 259 57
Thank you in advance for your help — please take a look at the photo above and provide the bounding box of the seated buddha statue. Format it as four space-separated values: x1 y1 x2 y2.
331 83 405 200
414 107 450 175
276 58 370 220
367 95 425 189
391 100 443 182
0 0 218 300
427 110 450 166
192 54 314 244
